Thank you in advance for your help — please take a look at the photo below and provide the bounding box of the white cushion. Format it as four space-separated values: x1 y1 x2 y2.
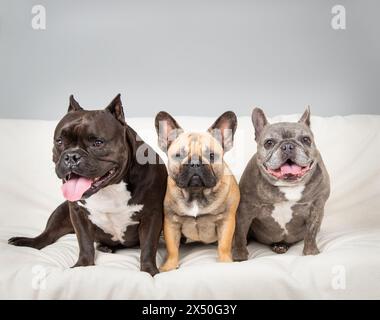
0 114 379 299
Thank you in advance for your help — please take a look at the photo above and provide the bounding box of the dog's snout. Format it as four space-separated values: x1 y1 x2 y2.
281 142 295 154
190 159 201 168
63 152 82 167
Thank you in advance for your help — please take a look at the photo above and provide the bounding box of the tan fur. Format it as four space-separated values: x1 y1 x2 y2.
160 135 240 272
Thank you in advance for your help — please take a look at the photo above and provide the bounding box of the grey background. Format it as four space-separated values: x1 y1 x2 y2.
0 0 379 120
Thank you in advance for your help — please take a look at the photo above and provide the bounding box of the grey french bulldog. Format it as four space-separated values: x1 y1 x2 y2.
233 107 330 260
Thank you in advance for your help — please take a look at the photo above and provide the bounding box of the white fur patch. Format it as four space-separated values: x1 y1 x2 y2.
79 182 142 242
272 184 305 234
186 202 200 217
279 184 305 202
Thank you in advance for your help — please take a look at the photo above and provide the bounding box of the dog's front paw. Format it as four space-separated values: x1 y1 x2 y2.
159 259 179 272
232 246 248 261
71 257 95 268
141 264 159 276
303 245 320 256
8 236 43 249
218 254 233 263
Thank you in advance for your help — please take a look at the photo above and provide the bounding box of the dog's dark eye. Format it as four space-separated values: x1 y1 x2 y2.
302 136 311 145
209 152 215 162
93 139 104 147
264 139 275 149
55 137 63 146
172 151 183 160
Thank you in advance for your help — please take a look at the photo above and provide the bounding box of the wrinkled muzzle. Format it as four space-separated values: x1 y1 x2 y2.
264 142 313 181
176 160 217 188
55 148 118 202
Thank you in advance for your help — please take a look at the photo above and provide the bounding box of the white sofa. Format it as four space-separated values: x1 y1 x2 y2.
0 113 379 299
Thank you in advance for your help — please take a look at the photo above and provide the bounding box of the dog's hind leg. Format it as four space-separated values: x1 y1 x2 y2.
9 201 74 249
271 242 290 254
96 243 126 253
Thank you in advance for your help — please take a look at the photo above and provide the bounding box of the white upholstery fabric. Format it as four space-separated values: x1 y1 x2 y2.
0 114 379 299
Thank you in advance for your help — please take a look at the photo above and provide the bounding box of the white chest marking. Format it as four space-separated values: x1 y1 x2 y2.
272 184 305 234
79 182 143 242
185 202 200 218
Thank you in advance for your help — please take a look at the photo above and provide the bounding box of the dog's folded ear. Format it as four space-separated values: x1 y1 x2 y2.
68 95 83 112
251 108 268 141
105 94 126 126
298 106 311 127
208 111 237 152
155 111 184 153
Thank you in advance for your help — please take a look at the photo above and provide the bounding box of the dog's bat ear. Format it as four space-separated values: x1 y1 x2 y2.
155 111 183 153
68 95 83 112
299 106 311 127
251 107 268 141
208 111 237 152
105 94 126 125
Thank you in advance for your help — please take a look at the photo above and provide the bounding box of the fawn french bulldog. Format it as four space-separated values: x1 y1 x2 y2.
155 111 240 271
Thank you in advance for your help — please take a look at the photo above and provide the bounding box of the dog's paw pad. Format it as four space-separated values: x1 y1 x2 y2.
159 262 179 273
303 247 320 255
218 254 233 263
96 244 114 253
271 243 290 254
141 265 159 276
8 237 38 248
232 247 249 261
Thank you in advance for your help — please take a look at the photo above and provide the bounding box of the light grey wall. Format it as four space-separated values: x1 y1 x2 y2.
0 0 379 120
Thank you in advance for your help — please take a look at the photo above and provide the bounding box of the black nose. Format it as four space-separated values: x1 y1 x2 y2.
281 142 295 153
190 159 201 168
63 152 82 167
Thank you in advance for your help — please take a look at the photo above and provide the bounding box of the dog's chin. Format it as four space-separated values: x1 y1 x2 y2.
59 167 119 202
187 175 204 188
262 159 315 185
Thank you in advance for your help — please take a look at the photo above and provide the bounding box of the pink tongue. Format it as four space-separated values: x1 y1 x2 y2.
280 163 302 175
61 177 93 202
